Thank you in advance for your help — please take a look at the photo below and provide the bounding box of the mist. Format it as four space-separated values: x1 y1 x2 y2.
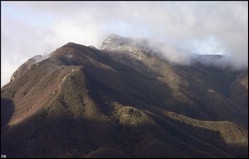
1 1 248 86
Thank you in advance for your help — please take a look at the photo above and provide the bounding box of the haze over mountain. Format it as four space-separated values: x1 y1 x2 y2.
2 2 248 87
1 34 248 158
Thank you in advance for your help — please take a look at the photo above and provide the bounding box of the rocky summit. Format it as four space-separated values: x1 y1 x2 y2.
1 34 248 158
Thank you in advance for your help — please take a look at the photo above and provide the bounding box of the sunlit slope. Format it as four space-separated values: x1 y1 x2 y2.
1 36 247 157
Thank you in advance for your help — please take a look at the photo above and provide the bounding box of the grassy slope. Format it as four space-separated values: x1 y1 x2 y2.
1 43 248 158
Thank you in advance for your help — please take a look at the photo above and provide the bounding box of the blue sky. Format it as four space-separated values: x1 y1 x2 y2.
1 1 248 86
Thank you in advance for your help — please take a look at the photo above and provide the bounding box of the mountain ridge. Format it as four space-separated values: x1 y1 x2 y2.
1 34 248 158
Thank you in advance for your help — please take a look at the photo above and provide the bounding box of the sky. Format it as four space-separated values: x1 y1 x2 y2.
1 1 248 87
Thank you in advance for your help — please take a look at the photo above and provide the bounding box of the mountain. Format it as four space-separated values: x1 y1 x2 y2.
1 34 248 158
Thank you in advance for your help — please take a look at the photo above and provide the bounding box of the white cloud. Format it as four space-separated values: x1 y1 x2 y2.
1 1 248 86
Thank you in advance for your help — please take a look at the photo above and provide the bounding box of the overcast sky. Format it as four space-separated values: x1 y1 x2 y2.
1 1 248 86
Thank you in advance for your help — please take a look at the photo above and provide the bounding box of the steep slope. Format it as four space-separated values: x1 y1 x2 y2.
100 34 247 126
1 35 248 158
230 71 248 109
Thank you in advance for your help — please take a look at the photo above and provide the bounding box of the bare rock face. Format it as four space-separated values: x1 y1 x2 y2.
1 34 248 158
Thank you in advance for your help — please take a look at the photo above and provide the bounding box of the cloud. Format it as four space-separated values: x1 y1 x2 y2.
1 1 248 86
31 54 50 64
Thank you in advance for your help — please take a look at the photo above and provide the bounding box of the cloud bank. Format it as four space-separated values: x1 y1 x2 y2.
1 1 248 86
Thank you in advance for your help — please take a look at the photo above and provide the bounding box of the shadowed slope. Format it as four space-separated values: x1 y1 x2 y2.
1 36 248 158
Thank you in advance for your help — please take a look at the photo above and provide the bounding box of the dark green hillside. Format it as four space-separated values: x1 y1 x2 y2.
1 35 248 158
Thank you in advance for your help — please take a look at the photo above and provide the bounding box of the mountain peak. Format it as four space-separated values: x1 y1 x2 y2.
109 33 127 40
63 42 78 47
1 34 248 158
101 34 131 50
51 42 91 58
100 34 152 62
